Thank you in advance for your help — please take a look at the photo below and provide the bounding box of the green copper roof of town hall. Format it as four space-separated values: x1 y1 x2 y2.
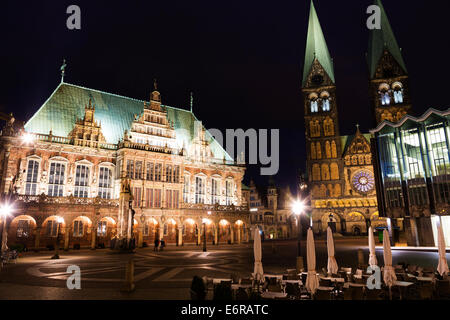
302 0 335 86
24 82 233 162
367 0 407 78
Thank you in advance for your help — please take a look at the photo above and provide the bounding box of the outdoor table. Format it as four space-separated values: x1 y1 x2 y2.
320 277 345 283
213 278 232 284
231 284 253 290
282 280 303 284
344 282 366 288
317 286 334 291
261 291 288 299
264 274 284 280
416 277 433 282
393 281 414 300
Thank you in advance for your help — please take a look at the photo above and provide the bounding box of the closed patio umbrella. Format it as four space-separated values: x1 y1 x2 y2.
253 228 264 282
368 226 378 268
306 228 319 295
437 226 449 277
327 226 338 275
383 229 396 298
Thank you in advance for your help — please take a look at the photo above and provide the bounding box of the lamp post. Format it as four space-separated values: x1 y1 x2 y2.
51 217 64 259
292 199 305 273
1 204 12 254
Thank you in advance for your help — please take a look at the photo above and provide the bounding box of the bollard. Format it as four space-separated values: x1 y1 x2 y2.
296 256 304 273
121 259 135 292
357 248 364 268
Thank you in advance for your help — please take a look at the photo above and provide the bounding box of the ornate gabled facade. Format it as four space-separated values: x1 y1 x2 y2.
368 0 412 125
247 180 296 240
303 1 387 235
0 80 250 251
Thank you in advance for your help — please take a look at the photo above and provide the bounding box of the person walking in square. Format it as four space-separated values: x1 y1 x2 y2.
154 238 160 252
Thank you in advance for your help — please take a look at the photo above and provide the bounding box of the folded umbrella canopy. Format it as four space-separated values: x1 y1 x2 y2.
368 226 378 268
306 228 319 295
383 229 397 289
437 226 449 277
253 228 264 282
327 226 338 275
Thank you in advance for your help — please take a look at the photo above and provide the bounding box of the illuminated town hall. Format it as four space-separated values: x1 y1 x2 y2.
0 80 249 250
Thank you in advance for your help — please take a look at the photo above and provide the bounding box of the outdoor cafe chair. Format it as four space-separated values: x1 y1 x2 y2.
365 289 384 300
314 289 332 300
351 286 364 300
319 279 332 287
419 283 434 300
436 280 450 299
267 284 283 293
235 288 249 300
240 278 252 285
285 283 300 299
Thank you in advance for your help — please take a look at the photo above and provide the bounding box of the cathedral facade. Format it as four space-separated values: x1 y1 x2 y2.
0 81 249 251
302 1 411 235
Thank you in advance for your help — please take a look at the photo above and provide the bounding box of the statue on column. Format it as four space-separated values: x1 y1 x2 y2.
114 178 135 252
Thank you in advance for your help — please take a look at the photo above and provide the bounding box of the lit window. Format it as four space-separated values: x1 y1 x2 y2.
17 220 30 238
98 167 112 199
74 164 90 198
226 180 233 205
97 221 107 236
183 175 190 203
25 160 39 195
73 220 84 237
212 179 220 204
46 220 59 237
48 162 65 197
195 177 205 204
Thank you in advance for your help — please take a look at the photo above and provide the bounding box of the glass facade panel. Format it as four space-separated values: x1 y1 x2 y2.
426 123 450 205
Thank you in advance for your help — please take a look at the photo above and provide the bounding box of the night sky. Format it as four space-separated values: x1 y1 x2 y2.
1 0 449 192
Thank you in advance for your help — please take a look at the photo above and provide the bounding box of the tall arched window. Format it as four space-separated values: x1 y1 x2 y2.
312 164 321 181
379 83 390 106
334 184 342 197
311 143 316 160
321 164 330 180
309 93 319 113
323 118 334 136
325 141 331 158
331 141 337 158
310 121 320 137
320 91 330 111
330 163 339 180
316 142 322 159
392 82 403 104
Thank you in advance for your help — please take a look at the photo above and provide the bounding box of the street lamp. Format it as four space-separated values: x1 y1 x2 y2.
292 199 305 272
0 203 13 254
51 217 64 259
21 133 35 145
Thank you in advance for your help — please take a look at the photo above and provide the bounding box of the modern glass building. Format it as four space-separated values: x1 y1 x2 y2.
370 108 450 247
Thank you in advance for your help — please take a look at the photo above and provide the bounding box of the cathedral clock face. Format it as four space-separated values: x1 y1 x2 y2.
311 74 324 85
351 170 375 194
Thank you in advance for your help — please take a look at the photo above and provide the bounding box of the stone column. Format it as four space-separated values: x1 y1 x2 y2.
64 227 70 251
404 217 419 246
137 227 143 248
230 226 234 244
214 225 218 245
177 226 183 246
197 225 202 245
34 227 41 252
237 226 241 244
91 227 97 250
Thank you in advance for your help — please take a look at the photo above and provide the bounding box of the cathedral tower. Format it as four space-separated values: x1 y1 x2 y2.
368 0 412 125
303 1 344 203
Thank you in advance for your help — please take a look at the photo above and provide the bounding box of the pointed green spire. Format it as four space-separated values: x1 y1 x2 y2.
302 0 335 87
368 0 407 78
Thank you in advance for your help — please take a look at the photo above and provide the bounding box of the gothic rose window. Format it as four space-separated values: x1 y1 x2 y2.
351 170 375 194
